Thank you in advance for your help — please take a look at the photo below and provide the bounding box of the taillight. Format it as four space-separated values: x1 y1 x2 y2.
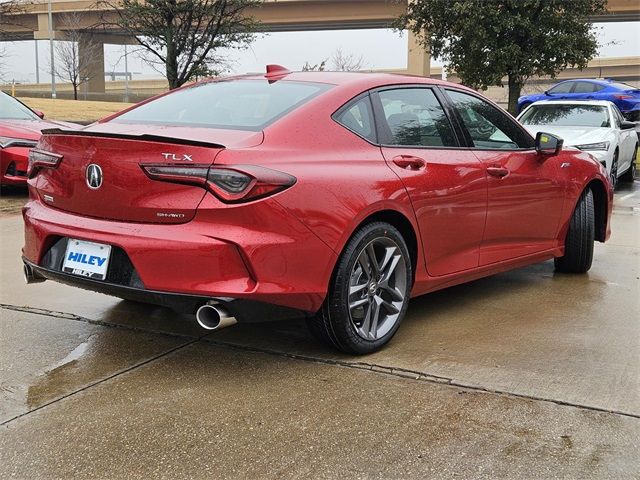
27 149 63 177
141 164 296 203
613 94 634 100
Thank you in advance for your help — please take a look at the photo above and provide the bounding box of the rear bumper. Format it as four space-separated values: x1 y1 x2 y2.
22 195 337 314
23 258 308 319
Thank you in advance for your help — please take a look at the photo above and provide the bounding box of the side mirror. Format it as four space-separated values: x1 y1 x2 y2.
544 90 550 96
535 132 563 155
620 120 636 130
33 109 45 119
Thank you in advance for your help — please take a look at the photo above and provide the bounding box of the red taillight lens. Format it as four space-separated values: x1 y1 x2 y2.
141 164 296 203
27 149 63 177
613 94 634 100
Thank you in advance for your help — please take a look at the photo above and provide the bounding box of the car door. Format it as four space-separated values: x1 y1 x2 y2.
371 86 487 277
443 88 566 265
572 81 598 100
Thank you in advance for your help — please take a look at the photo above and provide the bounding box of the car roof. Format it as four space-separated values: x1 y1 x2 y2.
199 70 474 93
529 99 614 107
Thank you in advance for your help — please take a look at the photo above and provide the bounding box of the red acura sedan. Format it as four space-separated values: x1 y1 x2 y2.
1 92 78 188
22 67 612 353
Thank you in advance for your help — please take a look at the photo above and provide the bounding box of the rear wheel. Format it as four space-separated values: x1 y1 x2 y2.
307 222 412 354
620 145 637 183
554 189 595 274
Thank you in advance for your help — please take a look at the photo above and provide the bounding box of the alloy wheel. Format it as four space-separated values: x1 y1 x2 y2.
610 153 618 189
347 237 408 341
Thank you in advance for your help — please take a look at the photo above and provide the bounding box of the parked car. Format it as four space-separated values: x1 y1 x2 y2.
517 79 640 120
0 92 79 188
518 100 637 188
22 67 612 354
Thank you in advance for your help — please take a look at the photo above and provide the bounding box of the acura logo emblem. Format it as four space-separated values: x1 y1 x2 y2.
86 164 103 189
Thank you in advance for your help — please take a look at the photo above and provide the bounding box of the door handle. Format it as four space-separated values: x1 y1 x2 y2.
392 155 425 170
487 166 509 178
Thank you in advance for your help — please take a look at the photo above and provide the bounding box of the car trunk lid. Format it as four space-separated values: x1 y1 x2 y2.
34 126 262 224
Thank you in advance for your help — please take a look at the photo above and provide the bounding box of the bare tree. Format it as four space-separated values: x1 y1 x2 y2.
53 13 100 100
302 59 326 72
330 48 365 71
0 0 32 37
99 0 262 89
0 0 33 77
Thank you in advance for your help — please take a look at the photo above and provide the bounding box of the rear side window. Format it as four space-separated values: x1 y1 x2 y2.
548 82 574 94
334 95 376 142
376 88 457 147
574 82 597 93
112 79 331 131
446 90 534 149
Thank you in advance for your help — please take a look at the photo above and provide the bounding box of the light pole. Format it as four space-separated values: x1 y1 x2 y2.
124 44 129 102
35 40 40 84
48 0 56 98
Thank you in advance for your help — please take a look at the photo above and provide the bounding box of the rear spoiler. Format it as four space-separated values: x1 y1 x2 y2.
40 128 226 149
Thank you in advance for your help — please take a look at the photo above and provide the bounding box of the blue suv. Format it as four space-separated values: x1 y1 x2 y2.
518 79 640 120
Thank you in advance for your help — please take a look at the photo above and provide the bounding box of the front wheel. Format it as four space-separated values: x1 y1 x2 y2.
554 189 595 274
609 150 619 190
620 145 637 183
307 222 412 354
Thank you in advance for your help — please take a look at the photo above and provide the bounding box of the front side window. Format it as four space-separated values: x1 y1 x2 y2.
519 104 610 128
446 90 534 149
548 82 574 94
0 93 39 120
334 95 376 142
376 88 457 147
112 79 332 131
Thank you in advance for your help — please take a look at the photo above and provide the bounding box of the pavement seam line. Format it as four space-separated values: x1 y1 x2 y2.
199 338 640 421
0 337 202 427
3 303 639 421
0 303 198 339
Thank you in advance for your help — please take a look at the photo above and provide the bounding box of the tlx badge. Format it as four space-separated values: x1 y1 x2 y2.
162 153 193 162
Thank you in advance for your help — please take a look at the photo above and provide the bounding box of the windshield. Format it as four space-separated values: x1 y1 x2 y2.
112 79 332 131
0 93 39 120
519 104 610 128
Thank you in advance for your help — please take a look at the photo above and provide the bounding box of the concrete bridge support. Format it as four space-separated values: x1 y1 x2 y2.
78 33 105 94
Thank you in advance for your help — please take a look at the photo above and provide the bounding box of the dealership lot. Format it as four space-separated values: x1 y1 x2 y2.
1 182 638 477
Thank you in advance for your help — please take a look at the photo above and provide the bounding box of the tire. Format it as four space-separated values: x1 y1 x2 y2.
554 189 595 274
620 145 637 183
609 150 619 190
306 222 412 354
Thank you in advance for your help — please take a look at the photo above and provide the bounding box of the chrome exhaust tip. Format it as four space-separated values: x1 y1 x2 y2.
23 263 45 284
195 303 237 331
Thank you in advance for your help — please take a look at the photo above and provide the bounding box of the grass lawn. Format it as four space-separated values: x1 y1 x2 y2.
18 97 134 123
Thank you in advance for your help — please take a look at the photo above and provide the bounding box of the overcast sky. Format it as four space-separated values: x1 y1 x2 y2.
1 22 639 83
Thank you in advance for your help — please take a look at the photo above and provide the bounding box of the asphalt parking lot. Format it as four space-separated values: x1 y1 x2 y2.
1 182 639 478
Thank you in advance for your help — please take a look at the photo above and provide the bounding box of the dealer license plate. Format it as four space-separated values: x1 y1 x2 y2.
62 239 112 280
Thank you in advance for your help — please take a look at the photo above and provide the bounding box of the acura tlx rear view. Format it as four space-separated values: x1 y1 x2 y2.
21 71 612 354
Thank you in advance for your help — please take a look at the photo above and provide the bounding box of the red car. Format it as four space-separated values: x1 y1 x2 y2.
1 92 78 187
22 67 613 354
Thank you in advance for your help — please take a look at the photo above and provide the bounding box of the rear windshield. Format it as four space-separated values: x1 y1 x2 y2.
519 104 610 128
112 79 332 131
609 82 637 91
0 92 39 120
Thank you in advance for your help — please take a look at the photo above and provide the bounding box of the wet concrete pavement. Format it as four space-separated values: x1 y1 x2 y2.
1 182 639 478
